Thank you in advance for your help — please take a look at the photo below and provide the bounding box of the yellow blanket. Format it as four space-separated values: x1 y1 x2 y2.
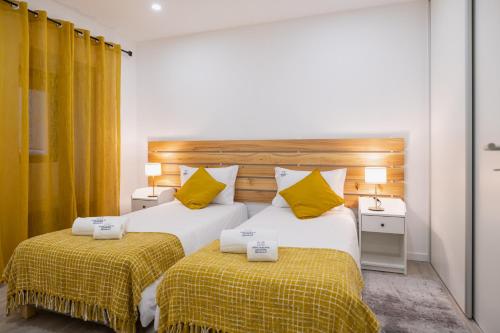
3 229 185 333
157 241 379 333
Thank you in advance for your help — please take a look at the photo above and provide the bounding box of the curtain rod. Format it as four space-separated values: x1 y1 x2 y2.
3 0 133 56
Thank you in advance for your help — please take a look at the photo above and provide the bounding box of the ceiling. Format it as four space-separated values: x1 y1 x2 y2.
54 0 414 42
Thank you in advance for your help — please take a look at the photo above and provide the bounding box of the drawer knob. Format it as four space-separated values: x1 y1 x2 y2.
142 205 146 209
381 223 385 227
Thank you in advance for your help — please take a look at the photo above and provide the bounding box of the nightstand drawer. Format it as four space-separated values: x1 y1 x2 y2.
131 187 175 212
362 215 405 234
132 199 158 211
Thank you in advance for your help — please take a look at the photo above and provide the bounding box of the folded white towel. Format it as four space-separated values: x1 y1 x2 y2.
93 222 125 240
247 240 279 262
72 216 128 236
220 229 278 253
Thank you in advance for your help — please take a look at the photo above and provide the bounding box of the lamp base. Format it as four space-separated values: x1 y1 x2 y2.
368 206 385 211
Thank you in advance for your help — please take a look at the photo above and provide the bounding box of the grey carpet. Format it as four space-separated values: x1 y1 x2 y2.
1 262 473 332
362 269 471 333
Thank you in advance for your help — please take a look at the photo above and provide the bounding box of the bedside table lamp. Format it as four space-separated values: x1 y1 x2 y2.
145 163 162 197
365 167 387 211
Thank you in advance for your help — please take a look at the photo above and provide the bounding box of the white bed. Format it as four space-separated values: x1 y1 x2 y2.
125 200 248 327
153 204 360 330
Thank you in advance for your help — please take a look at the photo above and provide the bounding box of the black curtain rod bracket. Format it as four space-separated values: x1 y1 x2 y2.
3 0 133 56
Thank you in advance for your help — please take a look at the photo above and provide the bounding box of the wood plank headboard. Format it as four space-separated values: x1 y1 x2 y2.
148 138 405 208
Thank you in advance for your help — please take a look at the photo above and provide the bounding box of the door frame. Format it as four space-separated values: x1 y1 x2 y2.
465 0 474 319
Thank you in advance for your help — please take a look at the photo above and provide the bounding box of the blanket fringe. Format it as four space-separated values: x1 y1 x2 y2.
160 322 224 333
6 290 136 333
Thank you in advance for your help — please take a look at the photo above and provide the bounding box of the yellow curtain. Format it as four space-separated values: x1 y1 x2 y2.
28 11 77 236
74 33 121 217
89 37 121 216
0 1 29 273
74 30 92 217
0 2 122 270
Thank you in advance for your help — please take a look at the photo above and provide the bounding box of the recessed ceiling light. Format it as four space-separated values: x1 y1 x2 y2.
151 3 162 11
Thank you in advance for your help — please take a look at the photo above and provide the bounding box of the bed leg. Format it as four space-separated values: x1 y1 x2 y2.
21 305 37 319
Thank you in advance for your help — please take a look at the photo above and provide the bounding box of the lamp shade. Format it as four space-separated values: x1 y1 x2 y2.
365 167 387 184
145 163 162 176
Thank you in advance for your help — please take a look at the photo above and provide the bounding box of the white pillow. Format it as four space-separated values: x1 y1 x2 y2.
272 167 347 208
179 165 239 205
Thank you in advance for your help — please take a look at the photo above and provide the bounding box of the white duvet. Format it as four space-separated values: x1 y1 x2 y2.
235 205 360 267
125 200 248 327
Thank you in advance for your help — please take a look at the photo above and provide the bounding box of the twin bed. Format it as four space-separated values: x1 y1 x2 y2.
2 138 405 333
154 205 377 333
3 200 248 331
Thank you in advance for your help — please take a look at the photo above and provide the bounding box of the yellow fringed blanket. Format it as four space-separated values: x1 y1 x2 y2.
157 241 379 333
3 229 185 333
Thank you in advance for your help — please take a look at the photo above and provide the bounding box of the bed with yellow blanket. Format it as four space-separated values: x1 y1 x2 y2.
2 201 249 333
156 206 379 333
3 229 184 333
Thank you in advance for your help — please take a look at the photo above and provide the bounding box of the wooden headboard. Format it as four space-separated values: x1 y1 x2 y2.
148 138 404 208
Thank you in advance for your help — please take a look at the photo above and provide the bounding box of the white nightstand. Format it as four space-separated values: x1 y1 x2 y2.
358 197 407 274
131 187 175 212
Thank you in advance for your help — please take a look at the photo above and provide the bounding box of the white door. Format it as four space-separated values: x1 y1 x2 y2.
474 1 500 332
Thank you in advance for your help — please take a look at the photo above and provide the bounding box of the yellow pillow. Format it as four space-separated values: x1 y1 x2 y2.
175 167 226 209
279 169 344 219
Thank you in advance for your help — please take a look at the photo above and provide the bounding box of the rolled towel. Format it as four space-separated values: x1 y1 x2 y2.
220 229 278 253
72 216 128 236
93 222 125 240
247 240 279 262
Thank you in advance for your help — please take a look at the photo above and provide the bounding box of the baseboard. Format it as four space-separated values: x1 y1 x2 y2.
408 252 429 262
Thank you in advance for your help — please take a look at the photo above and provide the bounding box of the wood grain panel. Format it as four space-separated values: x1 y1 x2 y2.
149 138 404 152
233 179 404 196
234 190 275 203
148 138 405 208
153 175 404 196
149 151 404 167
160 164 404 180
234 191 378 208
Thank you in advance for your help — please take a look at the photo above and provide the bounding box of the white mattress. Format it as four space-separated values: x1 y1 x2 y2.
235 205 360 267
125 200 248 327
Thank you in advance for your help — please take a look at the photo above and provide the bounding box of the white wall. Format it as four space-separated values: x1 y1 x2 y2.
26 0 139 214
137 1 430 260
430 0 471 313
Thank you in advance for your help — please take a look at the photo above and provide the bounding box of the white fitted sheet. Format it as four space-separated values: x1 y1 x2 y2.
125 200 248 327
126 200 248 255
235 205 360 267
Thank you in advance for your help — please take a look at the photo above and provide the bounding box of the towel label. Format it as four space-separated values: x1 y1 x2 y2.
240 231 257 237
97 224 114 231
252 241 270 253
92 217 105 225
